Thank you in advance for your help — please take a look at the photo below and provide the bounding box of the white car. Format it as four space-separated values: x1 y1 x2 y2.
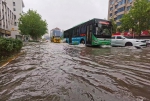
146 40 150 47
111 35 147 47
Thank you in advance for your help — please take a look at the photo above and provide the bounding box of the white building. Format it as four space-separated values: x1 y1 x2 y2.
0 0 24 38
0 0 15 37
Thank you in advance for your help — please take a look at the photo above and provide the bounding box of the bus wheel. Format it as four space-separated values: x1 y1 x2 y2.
80 39 85 44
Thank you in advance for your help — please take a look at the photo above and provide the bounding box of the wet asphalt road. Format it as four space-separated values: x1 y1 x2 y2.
0 42 150 101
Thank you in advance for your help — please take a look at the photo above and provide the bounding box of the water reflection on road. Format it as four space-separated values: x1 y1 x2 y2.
0 42 150 101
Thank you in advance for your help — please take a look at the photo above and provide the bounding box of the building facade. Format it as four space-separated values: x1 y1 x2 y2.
7 0 25 39
0 0 24 38
108 0 135 26
0 0 15 37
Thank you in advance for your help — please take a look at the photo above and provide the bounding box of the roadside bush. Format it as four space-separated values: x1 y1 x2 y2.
0 37 23 60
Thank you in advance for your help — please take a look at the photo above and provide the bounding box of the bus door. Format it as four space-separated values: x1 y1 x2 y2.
86 25 92 45
69 32 72 44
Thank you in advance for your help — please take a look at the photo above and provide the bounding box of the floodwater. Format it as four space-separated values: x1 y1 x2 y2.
0 42 150 101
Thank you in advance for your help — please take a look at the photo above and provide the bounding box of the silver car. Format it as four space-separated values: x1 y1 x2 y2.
111 35 147 47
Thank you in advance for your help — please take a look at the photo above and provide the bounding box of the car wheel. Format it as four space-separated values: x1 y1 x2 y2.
111 44 117 47
125 42 133 46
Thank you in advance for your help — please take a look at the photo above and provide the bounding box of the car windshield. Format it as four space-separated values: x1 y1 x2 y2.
122 36 133 39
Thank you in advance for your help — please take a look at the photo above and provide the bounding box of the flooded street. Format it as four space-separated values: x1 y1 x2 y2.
0 42 150 101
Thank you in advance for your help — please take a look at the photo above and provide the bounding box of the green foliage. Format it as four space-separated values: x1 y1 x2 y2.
120 0 150 35
19 9 48 40
116 27 121 32
120 14 134 31
0 38 23 61
147 6 150 30
111 19 117 33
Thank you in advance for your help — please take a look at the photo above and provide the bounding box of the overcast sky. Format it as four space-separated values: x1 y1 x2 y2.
23 0 109 33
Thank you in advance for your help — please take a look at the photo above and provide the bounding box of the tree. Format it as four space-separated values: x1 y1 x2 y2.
120 0 150 36
111 19 117 33
19 10 48 40
147 6 150 34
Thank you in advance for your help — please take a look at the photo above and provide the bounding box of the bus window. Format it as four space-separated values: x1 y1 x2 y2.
90 25 93 31
73 29 77 37
73 30 75 37
78 27 81 34
77 28 79 36
81 25 86 33
54 30 61 37
64 32 69 38
64 32 66 38
87 25 89 41
81 26 83 33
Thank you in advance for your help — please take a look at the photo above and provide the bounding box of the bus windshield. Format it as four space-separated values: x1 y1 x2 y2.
53 30 61 37
95 23 111 38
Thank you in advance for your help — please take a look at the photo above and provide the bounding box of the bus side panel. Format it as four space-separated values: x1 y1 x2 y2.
72 36 86 45
72 37 80 45
91 34 111 46
92 34 99 45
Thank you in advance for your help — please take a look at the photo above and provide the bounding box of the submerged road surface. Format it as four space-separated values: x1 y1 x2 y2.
0 42 150 101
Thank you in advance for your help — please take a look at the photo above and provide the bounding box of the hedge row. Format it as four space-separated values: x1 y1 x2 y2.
0 37 23 60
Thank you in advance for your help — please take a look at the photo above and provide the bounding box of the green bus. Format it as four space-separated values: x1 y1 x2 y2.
64 18 112 46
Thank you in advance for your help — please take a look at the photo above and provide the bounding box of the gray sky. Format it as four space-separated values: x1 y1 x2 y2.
23 0 109 32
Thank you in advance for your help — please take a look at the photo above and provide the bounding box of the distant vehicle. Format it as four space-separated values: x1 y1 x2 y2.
64 18 112 46
50 28 62 43
111 35 147 47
